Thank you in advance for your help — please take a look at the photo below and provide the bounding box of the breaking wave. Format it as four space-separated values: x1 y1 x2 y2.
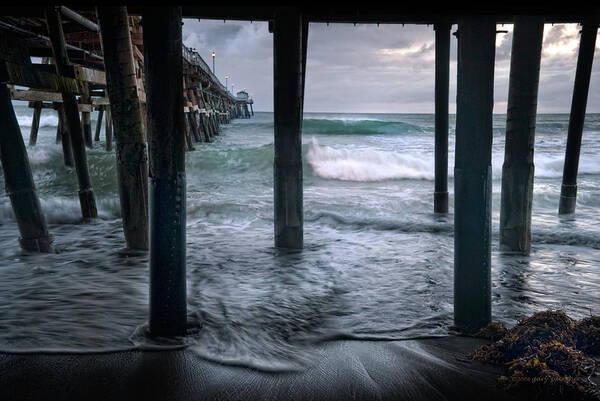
306 141 433 181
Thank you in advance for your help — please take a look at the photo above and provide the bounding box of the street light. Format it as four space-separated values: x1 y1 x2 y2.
225 75 229 92
211 51 215 74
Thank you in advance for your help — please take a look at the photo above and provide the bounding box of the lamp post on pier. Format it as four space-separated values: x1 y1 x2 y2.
225 75 229 92
211 51 215 74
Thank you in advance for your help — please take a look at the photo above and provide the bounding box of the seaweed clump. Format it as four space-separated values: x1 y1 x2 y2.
471 310 600 401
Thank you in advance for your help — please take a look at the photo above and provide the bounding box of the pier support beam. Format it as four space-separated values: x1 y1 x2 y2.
273 8 306 249
454 18 496 332
0 84 53 252
97 6 149 250
45 7 97 219
143 7 187 338
559 22 598 214
94 107 104 142
434 23 451 213
499 16 544 254
28 101 42 146
105 106 113 151
81 98 93 149
56 103 74 167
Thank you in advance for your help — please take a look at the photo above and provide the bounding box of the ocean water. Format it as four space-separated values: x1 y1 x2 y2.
0 105 599 368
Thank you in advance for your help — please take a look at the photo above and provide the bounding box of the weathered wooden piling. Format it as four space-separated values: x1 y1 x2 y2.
94 107 104 142
434 23 451 214
186 90 202 142
454 17 496 332
97 6 149 250
183 110 195 151
558 21 598 214
56 103 74 167
55 105 61 144
499 16 544 254
273 8 306 249
105 105 113 151
188 112 202 143
201 113 212 142
45 7 98 219
0 84 53 252
28 101 42 146
81 97 93 148
143 6 187 338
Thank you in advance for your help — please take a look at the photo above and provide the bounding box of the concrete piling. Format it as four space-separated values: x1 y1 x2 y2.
558 21 598 215
454 17 496 333
143 6 187 338
45 6 98 219
499 16 544 254
434 23 451 214
0 84 53 253
273 8 306 249
97 6 149 250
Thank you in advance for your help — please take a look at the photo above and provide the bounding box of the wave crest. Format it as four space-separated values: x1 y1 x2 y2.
303 118 423 136
307 141 433 181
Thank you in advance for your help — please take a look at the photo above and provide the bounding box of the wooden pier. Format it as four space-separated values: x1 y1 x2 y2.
0 6 254 254
0 5 599 339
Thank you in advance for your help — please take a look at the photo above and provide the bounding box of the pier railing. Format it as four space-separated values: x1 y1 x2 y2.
182 44 243 103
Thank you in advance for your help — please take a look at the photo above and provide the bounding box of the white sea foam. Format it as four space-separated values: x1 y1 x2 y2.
533 153 600 178
17 113 59 128
27 146 59 165
0 196 120 225
307 140 600 182
307 140 433 181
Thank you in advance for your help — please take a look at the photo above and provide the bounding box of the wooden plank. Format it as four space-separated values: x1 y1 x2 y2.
64 31 100 43
10 88 106 110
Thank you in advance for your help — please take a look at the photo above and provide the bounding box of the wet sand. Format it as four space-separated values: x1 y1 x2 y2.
0 336 520 401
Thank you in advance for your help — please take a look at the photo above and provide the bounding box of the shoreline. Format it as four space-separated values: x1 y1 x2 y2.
0 335 521 401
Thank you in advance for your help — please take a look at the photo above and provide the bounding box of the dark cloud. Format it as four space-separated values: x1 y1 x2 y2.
183 20 600 113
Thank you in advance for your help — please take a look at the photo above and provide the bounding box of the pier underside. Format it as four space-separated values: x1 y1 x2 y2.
0 336 521 401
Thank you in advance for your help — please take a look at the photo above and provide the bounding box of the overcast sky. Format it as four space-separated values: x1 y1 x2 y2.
182 19 600 114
